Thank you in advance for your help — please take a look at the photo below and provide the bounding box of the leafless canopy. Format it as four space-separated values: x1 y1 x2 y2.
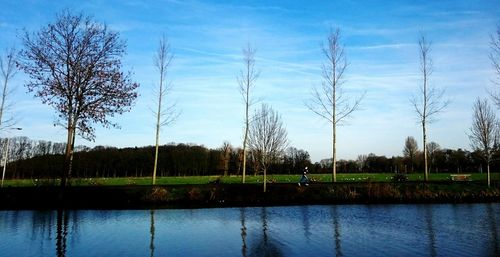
238 44 259 109
248 104 288 174
306 28 363 125
403 136 419 158
490 26 500 106
411 35 449 124
0 47 17 130
153 35 178 127
403 136 419 172
17 10 139 186
491 26 500 82
17 11 139 140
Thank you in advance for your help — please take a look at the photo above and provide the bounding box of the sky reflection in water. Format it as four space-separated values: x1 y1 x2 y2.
0 204 498 257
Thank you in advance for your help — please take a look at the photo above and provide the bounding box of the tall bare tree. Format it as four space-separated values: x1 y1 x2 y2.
0 47 17 130
469 98 497 187
238 44 259 183
403 136 419 172
248 104 288 192
152 35 177 185
411 34 448 182
306 28 363 182
490 25 500 107
17 11 139 187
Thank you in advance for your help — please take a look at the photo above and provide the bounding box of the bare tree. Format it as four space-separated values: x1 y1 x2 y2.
219 141 232 176
411 34 448 182
238 44 259 183
469 98 497 187
490 25 500 106
306 28 363 182
17 11 139 187
403 136 419 172
248 104 288 192
152 35 177 185
0 47 17 131
426 141 440 173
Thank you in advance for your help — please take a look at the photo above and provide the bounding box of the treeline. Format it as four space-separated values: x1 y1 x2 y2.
2 137 312 179
315 149 500 174
3 136 499 179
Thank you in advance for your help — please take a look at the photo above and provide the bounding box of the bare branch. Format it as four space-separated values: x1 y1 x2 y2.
489 25 500 107
0 47 18 131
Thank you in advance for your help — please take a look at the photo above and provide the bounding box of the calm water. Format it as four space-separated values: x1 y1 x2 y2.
0 204 499 257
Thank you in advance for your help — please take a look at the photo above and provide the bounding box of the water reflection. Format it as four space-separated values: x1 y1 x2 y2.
56 209 68 257
1 204 499 256
247 207 284 257
486 204 499 256
300 206 311 240
150 210 155 257
331 206 343 257
424 206 437 257
240 208 247 257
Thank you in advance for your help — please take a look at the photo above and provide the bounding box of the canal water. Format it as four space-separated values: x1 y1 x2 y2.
0 204 498 257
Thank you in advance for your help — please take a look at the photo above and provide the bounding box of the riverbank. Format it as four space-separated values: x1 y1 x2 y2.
1 182 499 209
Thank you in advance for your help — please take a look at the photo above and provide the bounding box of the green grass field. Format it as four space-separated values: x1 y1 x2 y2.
2 172 499 187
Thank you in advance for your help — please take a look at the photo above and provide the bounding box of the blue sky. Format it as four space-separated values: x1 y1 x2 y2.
0 0 499 162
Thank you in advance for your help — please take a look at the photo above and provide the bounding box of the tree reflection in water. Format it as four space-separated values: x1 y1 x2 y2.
240 208 247 257
56 209 68 257
246 207 284 257
300 206 311 240
424 206 437 257
331 206 342 257
150 210 156 257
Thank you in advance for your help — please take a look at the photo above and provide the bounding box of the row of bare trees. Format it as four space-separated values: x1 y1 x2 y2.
0 137 67 162
2 9 500 187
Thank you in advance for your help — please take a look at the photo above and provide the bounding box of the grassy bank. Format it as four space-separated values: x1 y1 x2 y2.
3 173 499 187
0 181 498 210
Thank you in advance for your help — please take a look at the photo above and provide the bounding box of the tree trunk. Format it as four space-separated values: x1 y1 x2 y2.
263 167 267 193
487 162 491 187
333 122 337 182
423 121 428 181
61 123 75 188
152 121 160 185
242 96 249 183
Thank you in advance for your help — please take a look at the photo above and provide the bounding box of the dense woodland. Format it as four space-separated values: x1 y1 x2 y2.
1 136 498 180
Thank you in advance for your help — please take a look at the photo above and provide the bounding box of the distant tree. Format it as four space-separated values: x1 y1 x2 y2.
426 141 440 173
306 28 364 183
410 34 448 181
0 47 17 130
356 154 368 172
248 104 288 192
152 35 177 185
219 141 232 176
17 11 139 187
403 136 419 172
469 98 497 187
238 44 259 183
